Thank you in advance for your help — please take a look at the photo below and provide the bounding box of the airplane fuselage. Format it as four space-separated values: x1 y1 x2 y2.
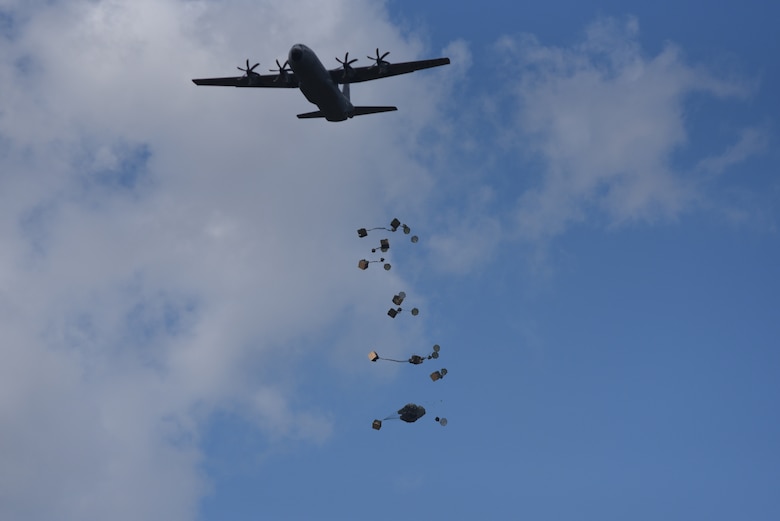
287 44 354 121
192 43 448 121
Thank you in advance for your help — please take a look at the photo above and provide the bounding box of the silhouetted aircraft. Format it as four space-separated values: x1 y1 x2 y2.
192 43 450 121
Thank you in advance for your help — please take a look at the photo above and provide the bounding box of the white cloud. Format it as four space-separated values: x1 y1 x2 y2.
495 17 757 239
426 186 502 274
417 16 762 278
696 125 770 175
0 1 455 519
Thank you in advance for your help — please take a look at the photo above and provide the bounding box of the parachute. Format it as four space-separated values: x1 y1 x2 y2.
372 403 447 430
397 403 426 422
356 218 451 431
368 344 444 369
357 257 391 271
387 291 419 318
357 217 419 244
368 344 448 388
370 238 390 254
429 368 448 381
356 218 419 272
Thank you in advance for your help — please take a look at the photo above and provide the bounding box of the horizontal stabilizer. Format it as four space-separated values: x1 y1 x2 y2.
352 106 397 116
296 106 398 120
296 110 327 119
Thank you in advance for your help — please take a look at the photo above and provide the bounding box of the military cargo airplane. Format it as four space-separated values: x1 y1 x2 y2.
192 43 450 122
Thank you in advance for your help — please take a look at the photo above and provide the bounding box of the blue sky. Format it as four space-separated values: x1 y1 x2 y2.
0 1 778 520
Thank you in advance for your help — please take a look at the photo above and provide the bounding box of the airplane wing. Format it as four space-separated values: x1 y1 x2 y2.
192 73 299 88
331 57 450 84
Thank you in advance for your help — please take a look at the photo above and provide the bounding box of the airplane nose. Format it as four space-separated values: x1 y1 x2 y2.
289 46 303 62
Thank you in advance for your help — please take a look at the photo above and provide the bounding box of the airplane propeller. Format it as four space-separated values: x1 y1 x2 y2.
336 52 358 79
270 59 291 82
237 59 260 75
368 48 390 67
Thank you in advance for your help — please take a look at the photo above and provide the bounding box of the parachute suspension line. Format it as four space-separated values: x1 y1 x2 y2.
368 351 409 363
378 357 407 363
369 350 436 364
